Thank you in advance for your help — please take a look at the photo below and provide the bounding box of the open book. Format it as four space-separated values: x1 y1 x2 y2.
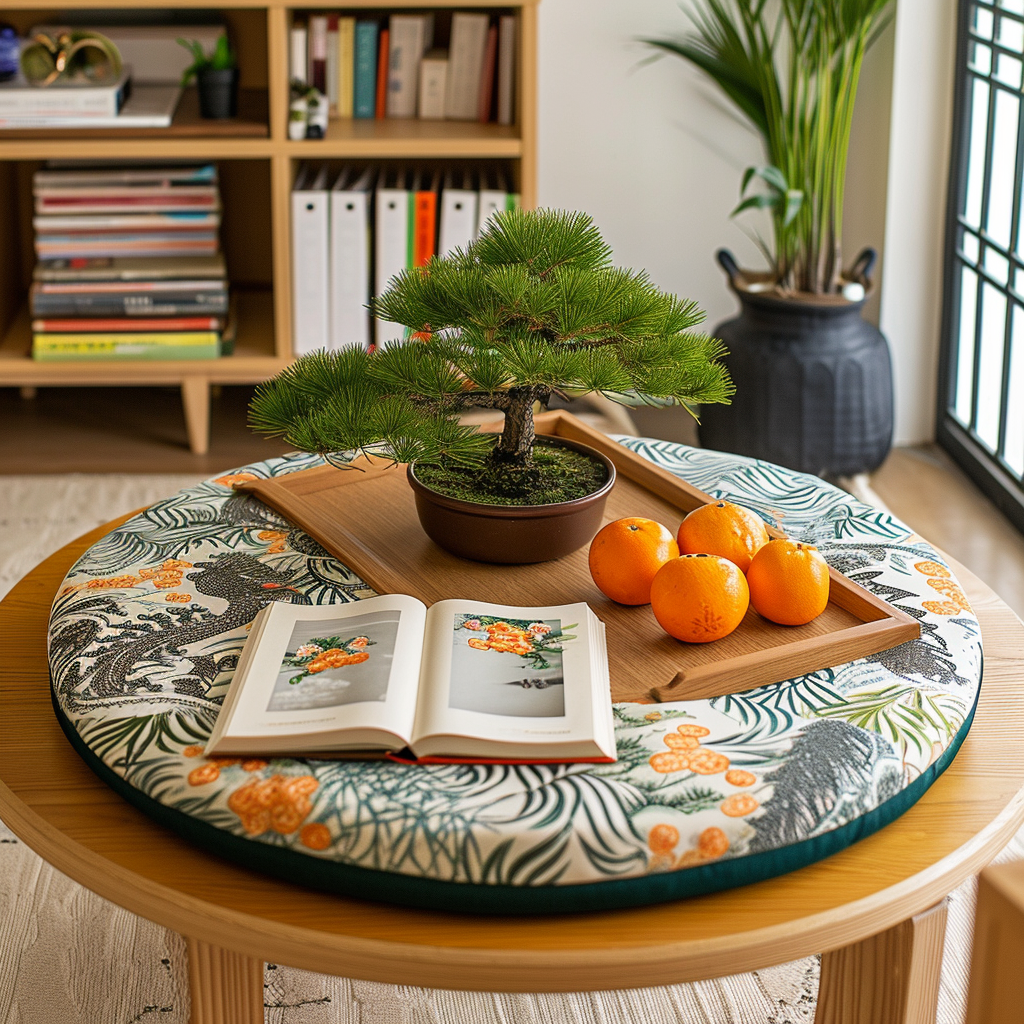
205 595 615 763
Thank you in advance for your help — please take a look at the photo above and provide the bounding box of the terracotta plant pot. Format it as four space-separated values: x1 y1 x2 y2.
407 436 616 564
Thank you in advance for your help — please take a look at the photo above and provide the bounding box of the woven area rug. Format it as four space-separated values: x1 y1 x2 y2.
0 471 1018 1023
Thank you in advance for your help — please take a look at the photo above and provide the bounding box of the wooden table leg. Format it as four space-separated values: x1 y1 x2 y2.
181 377 210 456
814 899 948 1024
186 936 264 1024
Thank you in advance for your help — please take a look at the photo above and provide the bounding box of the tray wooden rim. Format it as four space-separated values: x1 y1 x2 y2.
237 410 919 701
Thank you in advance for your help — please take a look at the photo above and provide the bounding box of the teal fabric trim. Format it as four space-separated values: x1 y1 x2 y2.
50 663 981 916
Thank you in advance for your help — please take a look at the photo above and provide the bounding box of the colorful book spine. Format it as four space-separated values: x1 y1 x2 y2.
30 289 229 318
375 28 389 119
337 17 355 119
412 190 437 268
309 15 328 94
33 341 220 361
32 317 222 332
353 21 378 119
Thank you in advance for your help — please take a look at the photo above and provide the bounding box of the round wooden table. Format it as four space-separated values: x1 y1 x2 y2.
2 518 1023 1024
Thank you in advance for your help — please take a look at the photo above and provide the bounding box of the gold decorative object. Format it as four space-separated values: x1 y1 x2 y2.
20 30 122 87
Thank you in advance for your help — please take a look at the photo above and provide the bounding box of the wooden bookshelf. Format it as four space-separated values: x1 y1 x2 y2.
0 0 538 453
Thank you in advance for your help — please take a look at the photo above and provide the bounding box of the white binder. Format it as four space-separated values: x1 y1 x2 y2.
477 166 509 237
439 166 478 256
374 167 411 347
291 164 331 355
329 166 373 351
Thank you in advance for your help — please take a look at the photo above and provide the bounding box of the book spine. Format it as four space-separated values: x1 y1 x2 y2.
32 317 221 332
445 14 489 121
326 15 339 112
30 292 229 317
375 29 389 119
33 341 220 361
478 23 498 123
418 55 447 120
353 21 378 119
386 16 424 119
497 16 515 126
309 15 328 94
337 17 355 119
34 331 220 347
290 23 308 85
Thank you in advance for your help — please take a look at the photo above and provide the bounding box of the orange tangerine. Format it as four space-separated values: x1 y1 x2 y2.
588 517 679 605
747 539 830 625
650 554 749 643
677 500 769 572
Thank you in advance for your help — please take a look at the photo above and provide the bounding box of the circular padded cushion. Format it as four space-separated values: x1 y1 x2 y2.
48 439 983 914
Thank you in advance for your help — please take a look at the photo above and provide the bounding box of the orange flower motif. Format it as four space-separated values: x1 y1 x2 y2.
677 723 711 738
307 649 369 673
724 769 756 787
182 745 204 758
698 827 730 859
87 574 140 590
688 749 730 775
208 757 241 768
644 711 662 721
214 472 259 487
153 576 183 590
242 759 268 772
468 638 490 650
648 823 679 854
258 529 289 554
649 751 690 773
350 637 369 648
228 774 318 836
188 763 221 786
721 793 759 817
165 593 192 603
663 734 699 751
915 560 950 579
300 822 332 851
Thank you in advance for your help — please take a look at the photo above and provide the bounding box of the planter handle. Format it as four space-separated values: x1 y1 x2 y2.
849 247 877 287
716 249 743 288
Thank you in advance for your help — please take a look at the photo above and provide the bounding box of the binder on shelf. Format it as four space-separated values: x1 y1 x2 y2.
439 167 478 257
412 168 440 268
329 167 373 352
477 168 518 237
291 165 331 356
387 14 433 119
353 20 379 119
497 15 516 126
375 167 411 347
445 12 489 121
337 17 355 119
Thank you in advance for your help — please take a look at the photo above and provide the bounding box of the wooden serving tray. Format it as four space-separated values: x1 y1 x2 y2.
238 411 919 703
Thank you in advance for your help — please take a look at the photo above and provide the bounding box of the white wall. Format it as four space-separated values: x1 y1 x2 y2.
536 0 951 447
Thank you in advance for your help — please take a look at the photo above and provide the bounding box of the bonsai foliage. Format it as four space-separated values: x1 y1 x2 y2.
646 0 893 294
177 34 236 85
250 208 732 468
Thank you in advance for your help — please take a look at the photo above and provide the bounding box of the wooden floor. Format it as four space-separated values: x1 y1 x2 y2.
2 386 1023 620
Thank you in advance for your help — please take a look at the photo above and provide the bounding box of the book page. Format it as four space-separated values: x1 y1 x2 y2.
412 600 601 749
212 595 426 749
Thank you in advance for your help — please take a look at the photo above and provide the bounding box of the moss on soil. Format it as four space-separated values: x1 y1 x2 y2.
415 441 608 506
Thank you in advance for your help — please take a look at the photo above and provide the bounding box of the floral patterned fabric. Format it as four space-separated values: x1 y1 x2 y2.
47 439 982 910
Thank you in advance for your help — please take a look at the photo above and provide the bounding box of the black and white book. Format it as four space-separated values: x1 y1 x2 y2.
205 595 615 763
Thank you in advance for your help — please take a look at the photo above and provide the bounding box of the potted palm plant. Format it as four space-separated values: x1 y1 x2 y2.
646 0 895 478
178 33 238 120
250 208 732 564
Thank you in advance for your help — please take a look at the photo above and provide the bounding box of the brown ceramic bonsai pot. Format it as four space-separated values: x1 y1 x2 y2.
407 436 616 564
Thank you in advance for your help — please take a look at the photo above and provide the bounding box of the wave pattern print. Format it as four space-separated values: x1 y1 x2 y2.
46 436 982 901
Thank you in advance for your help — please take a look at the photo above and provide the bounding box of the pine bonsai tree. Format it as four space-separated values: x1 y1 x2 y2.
251 209 733 490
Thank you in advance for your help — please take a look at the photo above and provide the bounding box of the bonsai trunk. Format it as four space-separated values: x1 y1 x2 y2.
494 388 536 463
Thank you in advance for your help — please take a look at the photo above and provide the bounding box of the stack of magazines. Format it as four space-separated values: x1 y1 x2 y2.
30 164 230 361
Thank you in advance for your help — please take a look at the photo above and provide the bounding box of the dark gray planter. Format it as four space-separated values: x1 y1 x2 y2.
196 67 238 119
697 248 894 478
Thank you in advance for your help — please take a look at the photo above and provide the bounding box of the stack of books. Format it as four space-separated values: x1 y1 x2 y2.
293 11 514 124
291 162 518 354
30 164 229 362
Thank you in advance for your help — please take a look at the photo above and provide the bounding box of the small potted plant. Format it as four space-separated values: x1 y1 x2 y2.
250 209 732 565
178 33 238 120
645 0 895 478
